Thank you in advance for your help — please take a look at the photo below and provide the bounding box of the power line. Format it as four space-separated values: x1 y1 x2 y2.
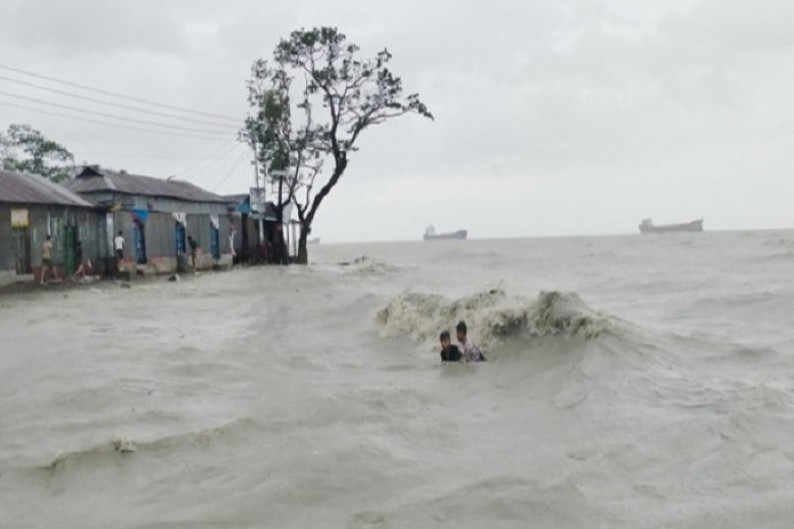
213 153 253 191
194 143 249 178
0 88 235 136
0 75 241 129
76 152 221 160
171 137 242 177
0 100 229 141
0 63 242 123
181 143 249 182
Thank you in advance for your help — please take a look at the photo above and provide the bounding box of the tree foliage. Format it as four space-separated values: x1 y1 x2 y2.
245 26 433 263
245 67 299 221
0 124 75 183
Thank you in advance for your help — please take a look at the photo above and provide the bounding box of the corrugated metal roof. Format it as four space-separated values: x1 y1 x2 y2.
0 169 98 208
67 166 228 203
223 194 249 205
223 194 282 219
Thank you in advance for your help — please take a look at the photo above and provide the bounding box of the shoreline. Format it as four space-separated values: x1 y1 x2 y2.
0 270 201 299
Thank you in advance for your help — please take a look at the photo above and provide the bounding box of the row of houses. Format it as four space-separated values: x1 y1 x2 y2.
0 166 288 285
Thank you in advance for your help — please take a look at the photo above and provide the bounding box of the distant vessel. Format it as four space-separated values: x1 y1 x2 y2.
423 225 467 241
639 218 704 234
308 237 320 245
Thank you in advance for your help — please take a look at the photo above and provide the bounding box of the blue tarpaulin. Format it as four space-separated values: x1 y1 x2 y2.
236 197 251 214
131 208 149 223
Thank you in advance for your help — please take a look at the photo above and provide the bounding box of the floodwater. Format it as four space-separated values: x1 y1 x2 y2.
2 231 794 528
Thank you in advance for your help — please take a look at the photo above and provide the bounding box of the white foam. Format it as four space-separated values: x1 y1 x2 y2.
376 289 613 356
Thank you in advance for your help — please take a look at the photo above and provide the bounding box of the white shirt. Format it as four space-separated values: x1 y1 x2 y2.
114 235 125 251
461 341 484 362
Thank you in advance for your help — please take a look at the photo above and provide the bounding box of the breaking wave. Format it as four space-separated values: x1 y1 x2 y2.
31 417 259 474
376 289 618 356
339 255 401 276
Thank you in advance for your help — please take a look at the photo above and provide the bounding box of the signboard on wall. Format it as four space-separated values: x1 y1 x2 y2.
11 209 29 227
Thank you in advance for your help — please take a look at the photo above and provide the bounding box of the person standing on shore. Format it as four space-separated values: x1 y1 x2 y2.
229 225 236 260
40 235 54 285
187 235 198 270
73 240 86 281
114 230 125 270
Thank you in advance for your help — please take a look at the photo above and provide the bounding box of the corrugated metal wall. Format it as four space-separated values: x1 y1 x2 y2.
106 200 234 263
0 204 106 276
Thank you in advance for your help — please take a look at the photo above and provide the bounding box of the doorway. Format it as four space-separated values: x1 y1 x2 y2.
210 224 220 259
133 221 147 264
11 229 31 274
175 222 186 255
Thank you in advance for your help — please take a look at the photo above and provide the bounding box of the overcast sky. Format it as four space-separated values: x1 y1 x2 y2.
1 0 792 241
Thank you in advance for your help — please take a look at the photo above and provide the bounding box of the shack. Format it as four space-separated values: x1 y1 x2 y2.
225 194 291 264
0 168 106 285
66 166 232 273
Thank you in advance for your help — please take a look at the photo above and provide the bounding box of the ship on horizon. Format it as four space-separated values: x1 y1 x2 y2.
639 218 704 234
423 225 467 241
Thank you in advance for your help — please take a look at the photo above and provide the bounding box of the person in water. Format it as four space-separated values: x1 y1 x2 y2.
456 320 486 362
439 330 462 362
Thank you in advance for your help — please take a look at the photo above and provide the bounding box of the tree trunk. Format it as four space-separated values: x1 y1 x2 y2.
297 223 309 264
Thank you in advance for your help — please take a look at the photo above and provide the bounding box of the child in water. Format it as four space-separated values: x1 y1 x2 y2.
439 330 462 362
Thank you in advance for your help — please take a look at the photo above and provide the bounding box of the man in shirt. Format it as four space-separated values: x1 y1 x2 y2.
187 235 198 269
114 230 125 269
456 320 486 362
229 225 236 260
40 235 54 285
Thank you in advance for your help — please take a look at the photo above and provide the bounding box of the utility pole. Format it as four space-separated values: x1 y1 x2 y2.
249 130 265 243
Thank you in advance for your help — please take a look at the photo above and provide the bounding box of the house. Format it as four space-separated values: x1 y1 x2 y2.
224 193 260 262
0 168 106 285
225 193 292 264
66 166 232 273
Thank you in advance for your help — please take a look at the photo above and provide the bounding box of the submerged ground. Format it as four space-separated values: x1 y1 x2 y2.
2 232 794 528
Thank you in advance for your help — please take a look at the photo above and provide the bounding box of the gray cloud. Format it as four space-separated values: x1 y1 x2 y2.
0 0 792 240
1 0 188 56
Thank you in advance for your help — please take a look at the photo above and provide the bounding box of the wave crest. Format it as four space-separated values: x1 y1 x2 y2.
376 289 613 354
339 255 397 276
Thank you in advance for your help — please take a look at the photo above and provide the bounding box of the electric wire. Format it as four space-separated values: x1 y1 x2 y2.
0 75 241 129
0 63 241 123
0 63 254 186
170 137 244 177
212 152 253 191
0 100 231 141
0 89 235 136
187 144 250 183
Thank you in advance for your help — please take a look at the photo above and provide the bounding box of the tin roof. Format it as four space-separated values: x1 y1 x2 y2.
223 194 282 220
0 169 98 208
223 194 250 205
67 166 228 203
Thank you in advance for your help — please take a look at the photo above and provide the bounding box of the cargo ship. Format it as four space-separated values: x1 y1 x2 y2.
423 225 467 241
639 218 703 234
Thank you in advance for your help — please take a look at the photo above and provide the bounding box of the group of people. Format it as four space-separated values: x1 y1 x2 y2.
439 321 486 363
113 230 201 271
39 235 92 285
